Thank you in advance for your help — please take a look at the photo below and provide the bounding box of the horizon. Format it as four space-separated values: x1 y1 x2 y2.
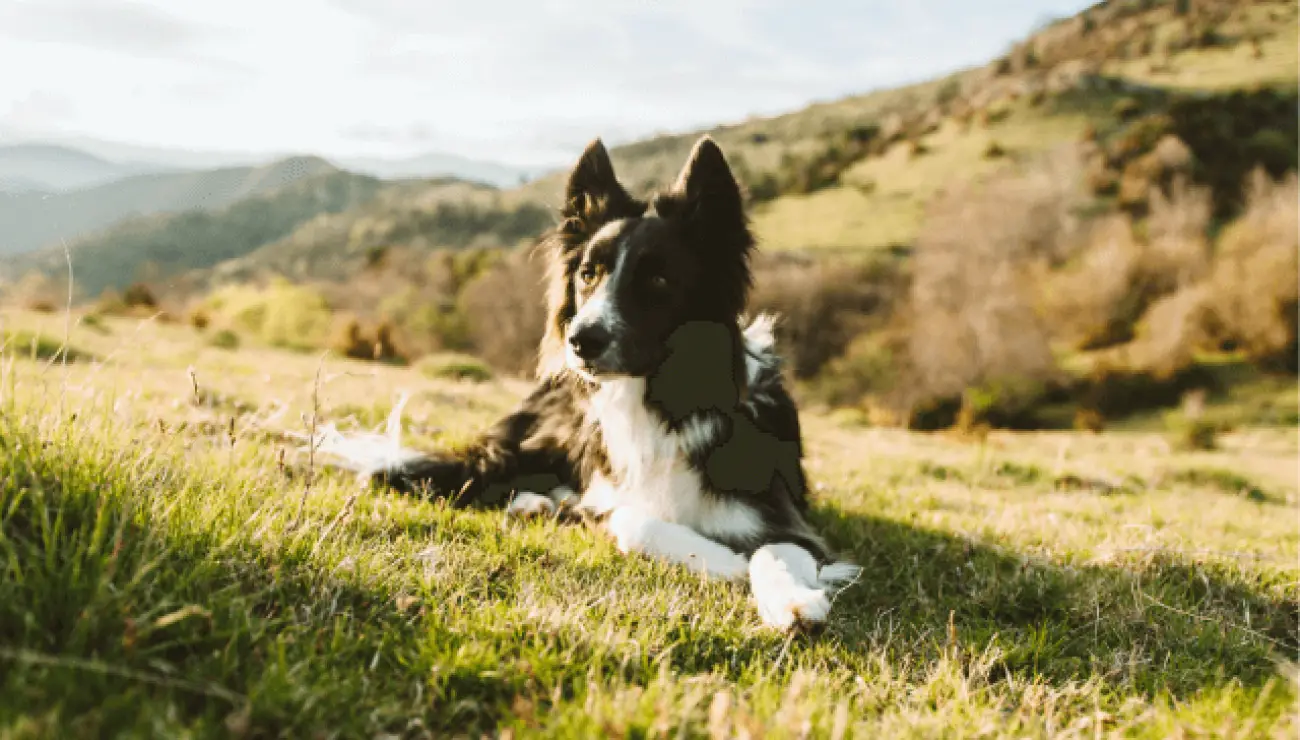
2 0 1095 169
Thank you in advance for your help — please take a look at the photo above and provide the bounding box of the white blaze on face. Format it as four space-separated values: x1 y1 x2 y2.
566 221 631 374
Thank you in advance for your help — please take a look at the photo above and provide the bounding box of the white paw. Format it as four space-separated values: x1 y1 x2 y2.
606 507 652 551
756 583 831 631
507 491 557 519
749 543 841 631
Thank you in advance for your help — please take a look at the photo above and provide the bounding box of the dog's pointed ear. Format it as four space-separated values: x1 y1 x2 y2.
561 139 644 232
658 136 745 230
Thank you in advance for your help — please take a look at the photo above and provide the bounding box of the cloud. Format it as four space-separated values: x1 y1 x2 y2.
0 0 213 57
0 0 1098 166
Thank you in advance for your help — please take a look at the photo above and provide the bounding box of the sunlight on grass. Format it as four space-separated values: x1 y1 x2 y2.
0 307 1296 737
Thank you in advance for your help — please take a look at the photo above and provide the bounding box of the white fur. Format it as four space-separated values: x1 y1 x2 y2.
607 507 750 579
301 392 426 477
507 492 557 519
741 313 778 385
581 377 763 542
749 543 830 629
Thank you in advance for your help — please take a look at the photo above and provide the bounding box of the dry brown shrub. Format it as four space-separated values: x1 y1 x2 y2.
1205 170 1299 371
749 254 889 380
8 273 62 312
1041 179 1211 353
1145 177 1212 288
1039 217 1144 349
907 151 1082 405
458 246 548 377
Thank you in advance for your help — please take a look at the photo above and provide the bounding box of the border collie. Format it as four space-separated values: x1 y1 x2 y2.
320 136 860 630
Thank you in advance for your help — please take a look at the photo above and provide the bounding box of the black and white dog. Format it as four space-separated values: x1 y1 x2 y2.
321 136 859 630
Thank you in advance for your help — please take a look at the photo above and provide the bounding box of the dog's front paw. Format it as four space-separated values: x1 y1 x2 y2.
755 583 831 632
749 543 841 632
507 491 557 519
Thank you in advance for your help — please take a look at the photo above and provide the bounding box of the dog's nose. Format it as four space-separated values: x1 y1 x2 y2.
568 324 612 360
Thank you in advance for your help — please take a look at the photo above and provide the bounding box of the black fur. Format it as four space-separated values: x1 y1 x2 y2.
369 136 830 561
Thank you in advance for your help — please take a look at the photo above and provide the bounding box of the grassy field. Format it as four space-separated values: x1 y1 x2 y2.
1 308 1297 738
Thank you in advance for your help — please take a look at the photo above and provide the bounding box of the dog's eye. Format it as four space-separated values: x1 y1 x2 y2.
647 274 669 291
578 264 599 286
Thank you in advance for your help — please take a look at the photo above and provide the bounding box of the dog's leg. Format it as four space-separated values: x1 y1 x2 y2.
506 485 578 520
605 507 750 580
749 543 860 630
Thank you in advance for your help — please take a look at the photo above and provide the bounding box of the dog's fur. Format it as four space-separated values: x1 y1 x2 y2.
326 136 859 630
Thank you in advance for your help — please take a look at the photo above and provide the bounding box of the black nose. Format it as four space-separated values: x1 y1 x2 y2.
568 324 612 360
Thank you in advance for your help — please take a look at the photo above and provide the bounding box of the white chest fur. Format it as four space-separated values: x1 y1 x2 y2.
580 378 762 543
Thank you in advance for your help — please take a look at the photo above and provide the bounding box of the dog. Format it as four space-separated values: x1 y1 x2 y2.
319 136 860 630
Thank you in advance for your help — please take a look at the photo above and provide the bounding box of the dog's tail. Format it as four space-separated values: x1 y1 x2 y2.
294 393 462 495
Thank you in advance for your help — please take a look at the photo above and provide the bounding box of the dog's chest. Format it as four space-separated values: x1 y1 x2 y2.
579 378 756 539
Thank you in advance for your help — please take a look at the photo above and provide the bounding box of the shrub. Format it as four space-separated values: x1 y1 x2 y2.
1074 407 1106 433
750 254 891 380
806 331 901 408
9 273 62 313
1204 171 1299 372
188 307 211 331
0 330 94 363
203 279 333 352
122 283 158 309
983 140 1008 159
328 317 404 364
458 247 547 377
1079 359 1215 419
209 330 240 350
418 353 494 383
907 153 1080 407
1112 97 1142 121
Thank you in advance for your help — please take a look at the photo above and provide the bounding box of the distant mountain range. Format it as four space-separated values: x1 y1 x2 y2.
0 144 172 192
0 155 340 258
0 138 540 262
5 168 389 298
0 138 537 193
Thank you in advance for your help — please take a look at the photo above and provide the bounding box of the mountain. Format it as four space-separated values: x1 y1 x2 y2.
0 156 338 257
184 0 1297 290
5 135 537 189
0 144 170 192
336 153 540 188
3 169 388 298
204 178 551 285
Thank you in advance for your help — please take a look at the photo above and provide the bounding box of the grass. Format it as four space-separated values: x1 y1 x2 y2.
0 307 1297 737
1101 3 1299 93
752 102 1094 252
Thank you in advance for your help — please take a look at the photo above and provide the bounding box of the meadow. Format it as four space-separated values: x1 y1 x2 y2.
1 308 1295 738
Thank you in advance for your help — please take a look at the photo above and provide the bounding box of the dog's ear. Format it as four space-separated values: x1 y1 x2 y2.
654 136 754 320
656 136 746 234
561 139 644 235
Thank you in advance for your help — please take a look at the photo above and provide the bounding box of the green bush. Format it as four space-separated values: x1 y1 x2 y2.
0 330 94 363
203 279 332 351
209 330 240 350
418 353 494 383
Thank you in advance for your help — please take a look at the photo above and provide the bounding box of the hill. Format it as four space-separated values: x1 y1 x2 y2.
4 169 389 298
187 0 1297 287
203 179 554 286
0 143 169 193
0 155 338 258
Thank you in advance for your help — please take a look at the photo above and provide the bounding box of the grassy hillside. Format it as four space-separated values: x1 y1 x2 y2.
177 0 1296 288
5 170 387 299
0 307 1295 736
0 155 338 258
206 179 554 285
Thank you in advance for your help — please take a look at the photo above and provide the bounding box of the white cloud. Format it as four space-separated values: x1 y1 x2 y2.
0 0 1095 167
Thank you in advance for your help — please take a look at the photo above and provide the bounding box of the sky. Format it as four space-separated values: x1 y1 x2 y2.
0 0 1096 168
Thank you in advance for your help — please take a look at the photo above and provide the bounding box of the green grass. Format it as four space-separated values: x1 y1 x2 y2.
0 308 1297 737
